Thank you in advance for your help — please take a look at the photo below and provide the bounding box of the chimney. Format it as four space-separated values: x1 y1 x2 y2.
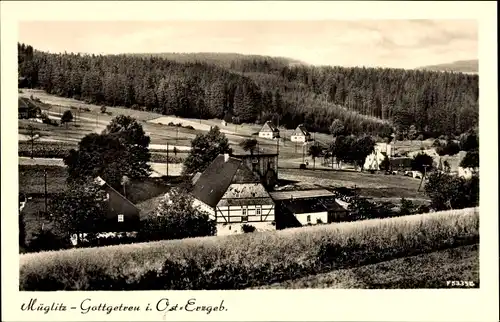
224 153 230 162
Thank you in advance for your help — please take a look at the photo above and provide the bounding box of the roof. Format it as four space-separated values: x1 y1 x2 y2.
279 196 347 214
94 176 139 211
269 189 334 201
191 154 262 207
281 198 328 214
390 157 412 168
291 124 310 137
231 153 278 158
260 121 279 133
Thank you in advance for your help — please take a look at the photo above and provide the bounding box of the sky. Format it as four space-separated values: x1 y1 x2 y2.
18 20 477 69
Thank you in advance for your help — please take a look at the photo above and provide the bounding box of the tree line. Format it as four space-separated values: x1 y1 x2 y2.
18 43 478 137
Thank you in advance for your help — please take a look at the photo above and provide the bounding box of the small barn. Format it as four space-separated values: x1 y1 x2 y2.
94 177 141 232
258 121 280 139
18 97 41 119
290 124 311 143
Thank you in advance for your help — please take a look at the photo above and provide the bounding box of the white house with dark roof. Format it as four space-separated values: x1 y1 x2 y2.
191 154 276 235
258 121 280 139
290 124 311 143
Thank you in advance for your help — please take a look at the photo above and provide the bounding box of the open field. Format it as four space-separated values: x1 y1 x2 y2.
279 168 429 201
252 244 479 289
19 207 478 290
19 90 438 170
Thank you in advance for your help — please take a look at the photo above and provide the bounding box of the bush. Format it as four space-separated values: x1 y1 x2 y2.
19 208 479 290
460 151 479 169
241 224 256 233
436 140 460 156
432 139 442 147
100 106 107 114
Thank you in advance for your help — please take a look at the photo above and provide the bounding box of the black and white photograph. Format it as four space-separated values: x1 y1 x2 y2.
2 1 498 321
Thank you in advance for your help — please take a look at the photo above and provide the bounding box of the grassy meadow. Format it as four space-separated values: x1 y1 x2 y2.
252 243 479 289
19 207 479 290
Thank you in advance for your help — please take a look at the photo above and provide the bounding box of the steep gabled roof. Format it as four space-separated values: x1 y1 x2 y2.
192 155 261 207
260 121 279 133
291 124 310 137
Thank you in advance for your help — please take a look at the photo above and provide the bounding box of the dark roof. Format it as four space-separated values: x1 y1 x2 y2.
231 153 278 158
260 121 279 133
191 155 261 207
292 124 310 137
279 196 347 214
18 97 30 110
281 198 328 214
390 157 412 168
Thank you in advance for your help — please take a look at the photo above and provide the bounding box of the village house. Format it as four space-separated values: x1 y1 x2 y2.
18 97 41 119
191 154 276 235
290 124 311 143
269 189 349 228
364 142 392 171
94 177 141 233
258 121 280 139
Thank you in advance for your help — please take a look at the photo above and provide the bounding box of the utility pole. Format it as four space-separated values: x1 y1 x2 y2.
417 165 428 192
44 170 48 214
176 127 179 144
166 143 169 178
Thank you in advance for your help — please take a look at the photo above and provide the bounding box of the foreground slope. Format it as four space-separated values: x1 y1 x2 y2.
20 208 478 290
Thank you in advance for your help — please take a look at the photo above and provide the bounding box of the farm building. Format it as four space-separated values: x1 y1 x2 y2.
191 154 276 236
389 157 413 171
258 121 280 139
94 177 141 232
270 189 349 228
230 152 278 189
18 97 41 119
290 124 311 143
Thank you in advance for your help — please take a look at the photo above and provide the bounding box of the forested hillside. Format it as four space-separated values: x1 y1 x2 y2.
18 43 479 137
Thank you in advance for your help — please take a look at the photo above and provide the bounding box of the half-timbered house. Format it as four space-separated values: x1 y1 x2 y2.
191 154 276 235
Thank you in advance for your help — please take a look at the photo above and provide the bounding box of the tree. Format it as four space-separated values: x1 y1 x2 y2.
351 135 376 171
19 212 26 250
436 140 460 156
407 124 417 142
61 110 73 127
183 126 231 175
100 105 107 114
308 144 323 170
460 150 479 169
239 138 258 155
443 160 451 173
64 115 151 189
380 154 390 171
50 180 108 244
424 172 479 211
173 146 178 156
459 129 479 152
139 189 216 241
411 152 434 173
399 198 416 216
329 119 344 138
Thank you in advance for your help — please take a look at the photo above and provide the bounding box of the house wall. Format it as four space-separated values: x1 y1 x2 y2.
294 211 328 225
259 131 278 139
216 221 275 236
192 198 216 220
215 204 275 224
291 135 306 142
103 186 141 232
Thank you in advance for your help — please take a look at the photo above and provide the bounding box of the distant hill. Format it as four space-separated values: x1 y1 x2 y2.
418 60 478 74
127 52 306 69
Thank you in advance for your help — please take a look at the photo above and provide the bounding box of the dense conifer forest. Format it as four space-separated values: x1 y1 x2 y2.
18 43 478 137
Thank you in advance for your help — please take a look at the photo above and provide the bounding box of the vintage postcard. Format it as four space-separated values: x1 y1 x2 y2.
1 1 498 321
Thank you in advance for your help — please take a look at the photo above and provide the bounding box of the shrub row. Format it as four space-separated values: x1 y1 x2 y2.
19 207 479 291
18 142 75 159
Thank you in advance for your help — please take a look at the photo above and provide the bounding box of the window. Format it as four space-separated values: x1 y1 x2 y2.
256 206 261 215
118 214 124 222
307 215 311 223
242 207 247 216
242 215 248 222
